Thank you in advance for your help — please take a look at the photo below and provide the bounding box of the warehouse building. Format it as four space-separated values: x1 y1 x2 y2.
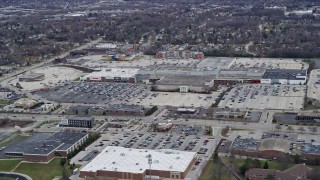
105 104 145 116
261 69 307 85
18 72 45 82
59 116 95 128
80 146 196 180
151 75 214 93
80 68 138 83
4 131 88 162
213 111 247 119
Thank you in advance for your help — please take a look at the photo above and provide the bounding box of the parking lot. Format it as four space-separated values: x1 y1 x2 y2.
72 123 218 164
10 66 83 91
307 69 320 101
137 92 221 108
219 84 305 110
36 82 149 104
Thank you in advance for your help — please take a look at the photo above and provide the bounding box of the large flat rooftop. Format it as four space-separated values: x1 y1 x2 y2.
156 75 213 87
81 146 196 174
82 68 139 79
4 131 87 155
262 69 306 80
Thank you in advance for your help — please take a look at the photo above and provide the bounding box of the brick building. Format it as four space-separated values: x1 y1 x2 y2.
4 131 88 162
80 146 196 180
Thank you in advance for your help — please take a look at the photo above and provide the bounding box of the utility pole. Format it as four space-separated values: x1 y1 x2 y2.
147 154 152 180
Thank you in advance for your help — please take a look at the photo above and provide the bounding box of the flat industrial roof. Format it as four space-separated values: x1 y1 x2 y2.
65 116 94 121
4 134 61 155
262 69 306 80
82 68 139 79
156 75 213 87
107 104 143 112
4 131 87 155
49 131 87 151
81 146 196 174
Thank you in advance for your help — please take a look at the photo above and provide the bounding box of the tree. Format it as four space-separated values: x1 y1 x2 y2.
239 163 248 175
311 126 318 134
213 152 219 163
61 166 69 180
275 124 282 132
263 161 269 169
287 126 294 132
60 158 66 166
298 126 305 134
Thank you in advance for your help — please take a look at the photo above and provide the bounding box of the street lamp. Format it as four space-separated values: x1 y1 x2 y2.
147 154 152 180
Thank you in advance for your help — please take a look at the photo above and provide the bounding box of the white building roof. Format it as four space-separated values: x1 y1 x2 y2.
95 43 117 49
82 68 139 79
81 146 196 174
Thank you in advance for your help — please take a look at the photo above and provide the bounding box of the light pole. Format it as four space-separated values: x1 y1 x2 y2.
147 154 152 180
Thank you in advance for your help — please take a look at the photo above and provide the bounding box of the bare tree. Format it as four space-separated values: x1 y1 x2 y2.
298 126 305 134
274 124 282 132
287 126 294 132
311 126 318 134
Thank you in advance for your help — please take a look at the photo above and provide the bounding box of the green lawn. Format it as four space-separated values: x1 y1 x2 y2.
0 135 28 147
0 177 16 180
0 159 22 171
304 104 320 110
199 160 235 180
14 158 64 180
232 158 293 171
221 127 229 137
199 154 235 180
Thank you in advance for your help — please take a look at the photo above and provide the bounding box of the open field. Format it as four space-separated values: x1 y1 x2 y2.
0 159 22 171
14 158 64 180
199 154 235 180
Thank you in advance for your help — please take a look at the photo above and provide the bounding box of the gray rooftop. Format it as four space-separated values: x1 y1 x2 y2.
66 116 94 121
48 131 88 151
156 75 213 87
108 104 144 112
5 134 61 155
262 69 306 80
4 131 87 155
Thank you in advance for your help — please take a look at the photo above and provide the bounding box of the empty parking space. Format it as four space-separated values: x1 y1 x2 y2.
11 66 83 91
219 84 305 110
36 82 149 104
137 92 221 108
